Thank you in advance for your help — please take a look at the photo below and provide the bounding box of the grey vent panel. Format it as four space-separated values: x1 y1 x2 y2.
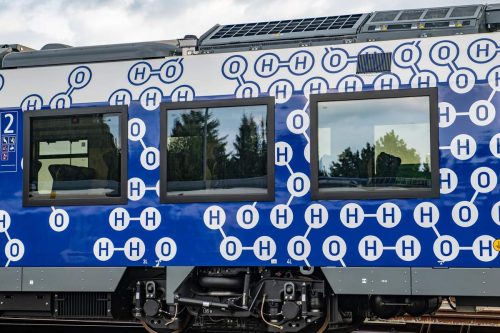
201 13 369 46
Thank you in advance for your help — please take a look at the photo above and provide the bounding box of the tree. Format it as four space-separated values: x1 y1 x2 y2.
327 130 430 186
375 130 425 179
329 147 360 178
232 114 266 178
167 109 228 182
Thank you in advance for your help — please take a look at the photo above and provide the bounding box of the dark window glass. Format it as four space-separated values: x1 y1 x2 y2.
317 96 432 194
28 113 122 201
166 105 268 197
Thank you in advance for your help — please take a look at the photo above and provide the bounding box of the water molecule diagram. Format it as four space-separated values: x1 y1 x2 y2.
109 59 194 110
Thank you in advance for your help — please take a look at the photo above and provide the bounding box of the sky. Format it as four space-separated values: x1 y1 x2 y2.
0 0 482 49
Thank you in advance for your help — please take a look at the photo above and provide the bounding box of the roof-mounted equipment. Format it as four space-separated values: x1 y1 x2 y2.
359 5 485 41
198 13 369 53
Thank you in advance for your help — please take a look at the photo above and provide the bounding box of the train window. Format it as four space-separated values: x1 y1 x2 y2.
310 88 439 200
160 97 275 203
23 106 128 206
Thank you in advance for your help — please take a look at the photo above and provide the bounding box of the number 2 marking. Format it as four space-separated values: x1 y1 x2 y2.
3 114 14 134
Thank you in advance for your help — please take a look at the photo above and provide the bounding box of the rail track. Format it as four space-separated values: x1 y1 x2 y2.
2 305 500 333
360 304 500 333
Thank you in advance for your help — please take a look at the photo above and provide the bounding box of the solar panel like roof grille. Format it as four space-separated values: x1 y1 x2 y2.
450 6 478 18
398 10 425 21
208 14 364 40
424 8 450 19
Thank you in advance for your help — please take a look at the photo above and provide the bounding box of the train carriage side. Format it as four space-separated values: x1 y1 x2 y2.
0 3 499 333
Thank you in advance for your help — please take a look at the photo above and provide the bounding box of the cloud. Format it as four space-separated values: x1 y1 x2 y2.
0 0 481 49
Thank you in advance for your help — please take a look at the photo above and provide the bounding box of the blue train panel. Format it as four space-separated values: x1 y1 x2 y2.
0 33 498 268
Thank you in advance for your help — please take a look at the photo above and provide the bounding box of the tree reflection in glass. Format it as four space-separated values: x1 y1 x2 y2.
167 105 268 196
318 96 431 192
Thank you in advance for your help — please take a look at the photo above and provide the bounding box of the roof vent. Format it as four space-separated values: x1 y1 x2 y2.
356 52 392 74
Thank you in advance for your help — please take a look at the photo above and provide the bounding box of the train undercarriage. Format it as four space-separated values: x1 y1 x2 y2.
0 267 449 332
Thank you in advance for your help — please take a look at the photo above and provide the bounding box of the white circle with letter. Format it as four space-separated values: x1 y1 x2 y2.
155 237 177 262
93 238 115 261
220 236 242 261
5 239 24 262
452 201 479 227
236 205 259 229
287 236 311 261
124 237 146 261
203 206 226 230
253 236 276 261
0 210 11 232
49 208 69 232
322 236 347 261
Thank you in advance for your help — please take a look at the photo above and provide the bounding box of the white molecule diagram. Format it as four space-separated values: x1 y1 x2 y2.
109 59 194 111
438 66 499 129
430 40 476 94
219 38 500 266
93 207 176 265
222 52 322 103
203 204 277 262
21 66 92 111
128 118 160 172
393 41 438 89
0 210 24 267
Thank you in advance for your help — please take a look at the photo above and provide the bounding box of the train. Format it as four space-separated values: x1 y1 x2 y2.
0 3 499 332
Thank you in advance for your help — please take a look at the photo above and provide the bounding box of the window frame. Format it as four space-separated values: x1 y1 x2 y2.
23 105 128 207
310 87 439 200
160 97 275 203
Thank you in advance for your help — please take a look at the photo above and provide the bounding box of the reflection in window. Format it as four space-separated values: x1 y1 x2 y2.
29 113 122 200
318 96 431 193
166 105 268 196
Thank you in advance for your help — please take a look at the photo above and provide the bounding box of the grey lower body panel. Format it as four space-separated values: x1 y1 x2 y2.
0 268 22 291
166 266 194 303
412 268 500 297
0 267 126 292
322 267 500 297
321 267 411 295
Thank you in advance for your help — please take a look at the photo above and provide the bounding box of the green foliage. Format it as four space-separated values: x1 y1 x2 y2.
328 130 430 185
231 114 267 178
